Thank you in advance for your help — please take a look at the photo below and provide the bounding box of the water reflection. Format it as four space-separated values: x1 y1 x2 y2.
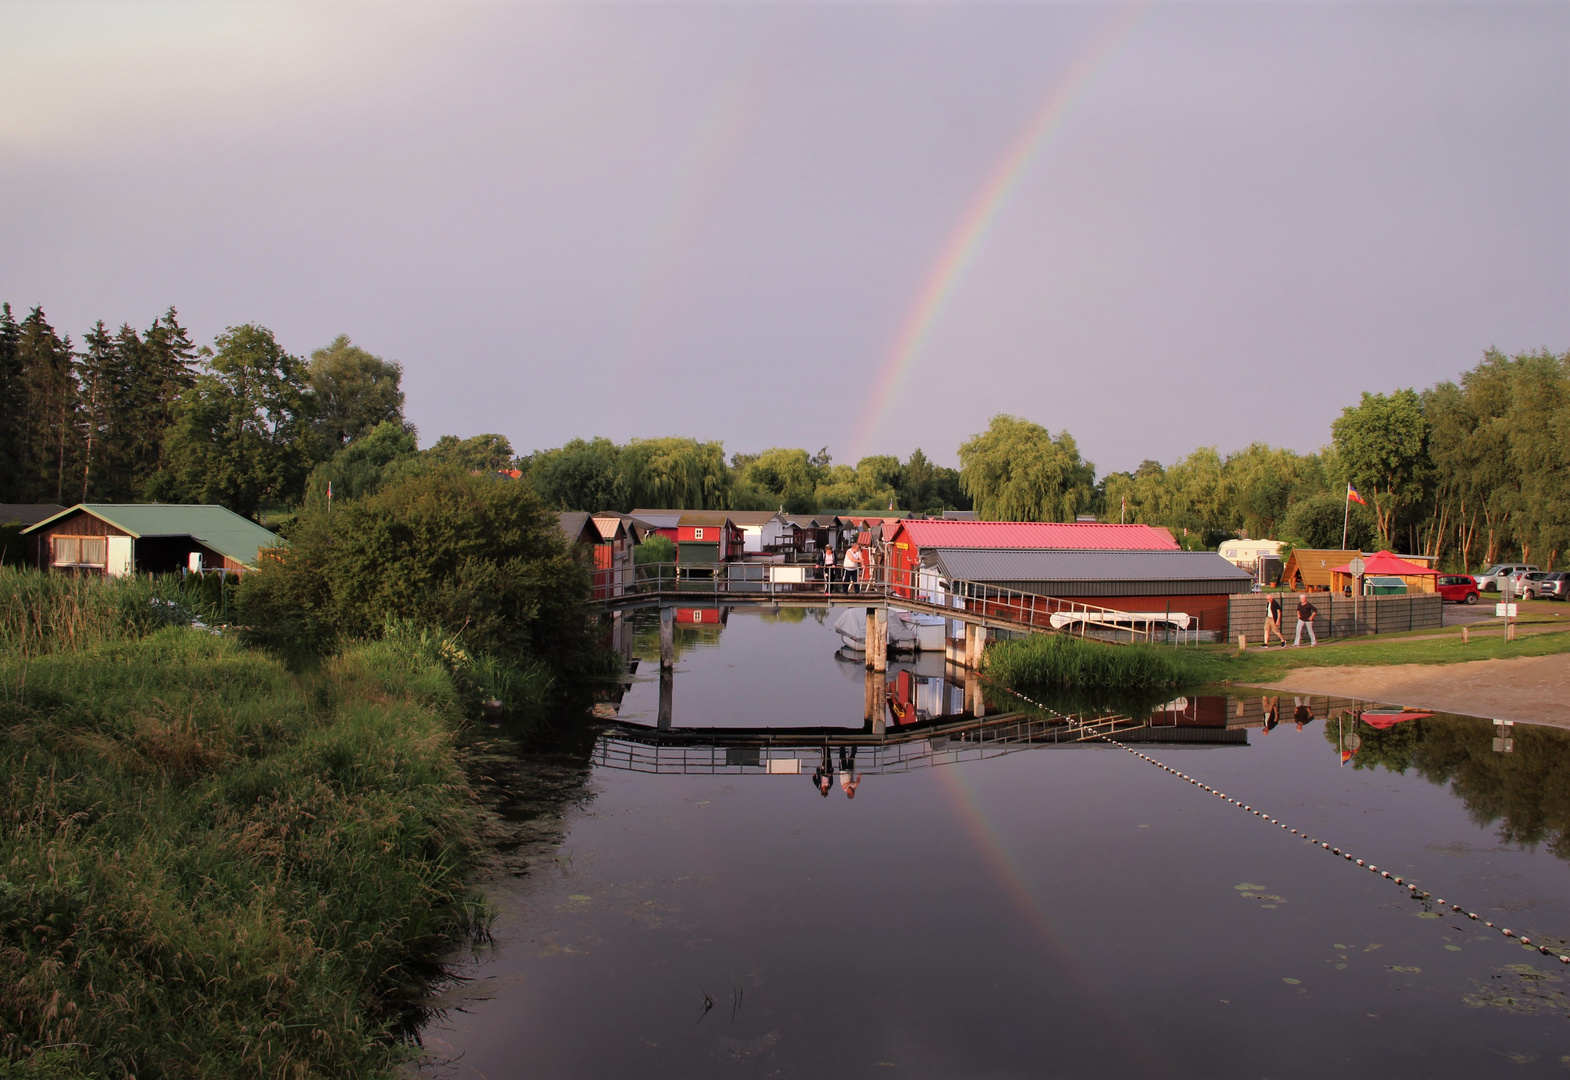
1328 710 1570 860
427 606 1570 1078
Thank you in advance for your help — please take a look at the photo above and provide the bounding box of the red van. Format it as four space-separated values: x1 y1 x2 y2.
1435 574 1480 604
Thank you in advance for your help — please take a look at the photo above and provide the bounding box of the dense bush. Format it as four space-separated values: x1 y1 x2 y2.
237 469 606 691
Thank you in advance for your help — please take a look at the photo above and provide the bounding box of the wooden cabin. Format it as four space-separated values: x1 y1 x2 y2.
1278 549 1361 592
22 504 279 576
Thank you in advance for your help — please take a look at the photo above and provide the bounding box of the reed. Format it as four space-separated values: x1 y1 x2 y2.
0 628 486 1078
0 568 228 659
983 632 1193 696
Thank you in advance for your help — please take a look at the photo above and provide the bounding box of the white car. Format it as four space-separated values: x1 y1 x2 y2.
1478 563 1539 592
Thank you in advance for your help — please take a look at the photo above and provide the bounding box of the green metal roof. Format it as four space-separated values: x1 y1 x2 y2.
22 504 280 568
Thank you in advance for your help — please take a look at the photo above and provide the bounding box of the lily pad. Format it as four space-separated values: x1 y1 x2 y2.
1282 977 1302 985
1235 883 1267 891
1445 945 1463 952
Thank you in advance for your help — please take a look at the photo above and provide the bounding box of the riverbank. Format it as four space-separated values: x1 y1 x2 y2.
0 627 484 1077
1178 626 1570 687
1252 652 1570 727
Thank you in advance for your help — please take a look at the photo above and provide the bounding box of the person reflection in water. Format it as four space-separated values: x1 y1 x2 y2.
1261 696 1280 734
1293 697 1316 730
811 748 833 798
838 746 863 800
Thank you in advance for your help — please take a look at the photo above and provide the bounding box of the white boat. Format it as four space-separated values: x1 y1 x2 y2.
834 608 947 653
1047 610 1191 631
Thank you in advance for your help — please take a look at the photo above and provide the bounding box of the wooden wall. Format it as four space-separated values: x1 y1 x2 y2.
1227 593 1444 644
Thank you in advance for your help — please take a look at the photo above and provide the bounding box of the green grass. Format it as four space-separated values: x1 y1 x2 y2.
1179 627 1570 687
0 627 485 1078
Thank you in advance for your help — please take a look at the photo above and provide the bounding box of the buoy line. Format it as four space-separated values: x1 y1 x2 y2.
990 681 1570 966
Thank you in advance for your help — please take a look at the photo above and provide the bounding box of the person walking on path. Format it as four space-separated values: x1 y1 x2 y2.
1263 593 1285 647
1293 593 1319 647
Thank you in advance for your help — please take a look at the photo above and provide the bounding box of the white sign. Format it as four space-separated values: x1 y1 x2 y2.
1348 556 1366 577
1495 603 1518 617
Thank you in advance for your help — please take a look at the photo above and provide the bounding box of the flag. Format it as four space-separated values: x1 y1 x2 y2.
327 481 333 502
1347 484 1366 506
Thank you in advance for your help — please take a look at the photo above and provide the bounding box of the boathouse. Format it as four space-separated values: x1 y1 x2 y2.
22 504 279 576
559 512 643 598
781 514 841 556
724 510 793 556
672 512 743 564
885 519 1179 583
926 547 1254 637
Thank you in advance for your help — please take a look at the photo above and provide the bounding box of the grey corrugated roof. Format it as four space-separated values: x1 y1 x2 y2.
557 512 596 545
929 548 1254 597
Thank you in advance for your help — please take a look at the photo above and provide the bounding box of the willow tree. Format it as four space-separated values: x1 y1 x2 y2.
621 437 731 509
958 415 1094 522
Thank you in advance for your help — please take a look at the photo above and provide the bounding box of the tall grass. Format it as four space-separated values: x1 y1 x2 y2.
0 567 228 659
983 633 1195 698
0 627 486 1078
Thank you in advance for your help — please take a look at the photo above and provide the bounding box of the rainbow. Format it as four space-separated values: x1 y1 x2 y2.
849 3 1154 462
934 763 1162 1072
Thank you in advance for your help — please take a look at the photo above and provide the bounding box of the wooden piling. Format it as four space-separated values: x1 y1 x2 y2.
659 605 675 671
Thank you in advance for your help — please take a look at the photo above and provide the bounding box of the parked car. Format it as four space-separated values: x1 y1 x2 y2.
1478 563 1539 592
1513 570 1551 599
1435 574 1481 604
1533 571 1569 601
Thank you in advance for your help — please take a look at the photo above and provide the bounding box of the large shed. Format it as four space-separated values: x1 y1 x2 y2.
22 504 279 576
928 547 1253 636
886 519 1178 585
1278 549 1360 592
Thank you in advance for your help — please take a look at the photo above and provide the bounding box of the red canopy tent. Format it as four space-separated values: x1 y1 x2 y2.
1330 550 1439 593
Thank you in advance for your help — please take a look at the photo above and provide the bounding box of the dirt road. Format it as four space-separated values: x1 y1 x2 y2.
1252 652 1570 728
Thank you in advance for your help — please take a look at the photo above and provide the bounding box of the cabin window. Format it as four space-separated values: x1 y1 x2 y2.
694 528 705 540
53 536 106 567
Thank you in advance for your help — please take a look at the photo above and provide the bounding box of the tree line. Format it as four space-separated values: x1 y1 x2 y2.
2 301 1561 569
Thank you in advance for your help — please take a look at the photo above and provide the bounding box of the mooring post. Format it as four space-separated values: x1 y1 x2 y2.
658 668 673 730
964 623 985 670
873 606 888 673
659 605 675 671
966 671 986 717
865 668 887 734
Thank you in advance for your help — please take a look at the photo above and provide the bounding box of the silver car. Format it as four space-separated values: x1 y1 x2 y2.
1479 563 1539 592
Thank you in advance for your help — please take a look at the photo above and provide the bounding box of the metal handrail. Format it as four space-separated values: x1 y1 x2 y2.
587 561 1187 644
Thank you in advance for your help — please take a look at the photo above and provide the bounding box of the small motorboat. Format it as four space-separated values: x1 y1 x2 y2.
834 608 946 653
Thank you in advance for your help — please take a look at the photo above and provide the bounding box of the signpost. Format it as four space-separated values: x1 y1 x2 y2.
1348 556 1365 636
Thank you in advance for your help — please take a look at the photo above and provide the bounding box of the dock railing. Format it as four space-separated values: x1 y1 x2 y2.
591 562 1187 644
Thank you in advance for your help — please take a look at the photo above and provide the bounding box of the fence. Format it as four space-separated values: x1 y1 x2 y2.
1226 592 1442 645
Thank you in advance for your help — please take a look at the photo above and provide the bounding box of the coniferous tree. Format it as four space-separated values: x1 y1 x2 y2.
16 308 79 503
0 304 23 500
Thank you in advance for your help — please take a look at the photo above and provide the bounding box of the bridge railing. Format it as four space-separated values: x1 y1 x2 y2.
589 562 1186 644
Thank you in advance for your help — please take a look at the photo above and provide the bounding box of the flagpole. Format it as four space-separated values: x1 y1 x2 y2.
1342 482 1351 550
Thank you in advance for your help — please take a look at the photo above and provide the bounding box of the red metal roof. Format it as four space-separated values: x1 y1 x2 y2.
891 519 1178 551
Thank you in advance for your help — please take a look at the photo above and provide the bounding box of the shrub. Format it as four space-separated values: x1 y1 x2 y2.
237 469 605 686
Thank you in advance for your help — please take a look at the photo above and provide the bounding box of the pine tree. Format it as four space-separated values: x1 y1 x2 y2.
16 308 79 504
0 304 23 501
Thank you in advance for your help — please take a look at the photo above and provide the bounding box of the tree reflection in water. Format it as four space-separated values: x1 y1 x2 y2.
1328 713 1570 860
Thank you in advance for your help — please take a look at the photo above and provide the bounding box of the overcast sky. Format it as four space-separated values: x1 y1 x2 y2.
3 1 1565 474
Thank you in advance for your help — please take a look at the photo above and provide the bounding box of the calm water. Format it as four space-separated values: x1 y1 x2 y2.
422 607 1570 1078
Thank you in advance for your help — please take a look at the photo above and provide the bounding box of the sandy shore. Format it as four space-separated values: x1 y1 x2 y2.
1251 652 1570 728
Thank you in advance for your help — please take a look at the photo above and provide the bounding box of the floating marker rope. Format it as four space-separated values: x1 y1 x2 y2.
990 682 1570 965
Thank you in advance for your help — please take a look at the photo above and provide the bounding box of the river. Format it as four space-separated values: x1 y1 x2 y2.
420 606 1570 1078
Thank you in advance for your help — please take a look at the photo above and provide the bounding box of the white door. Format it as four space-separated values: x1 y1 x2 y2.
105 536 133 577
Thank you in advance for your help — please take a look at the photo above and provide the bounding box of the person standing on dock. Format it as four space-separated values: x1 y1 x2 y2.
838 746 863 800
1293 593 1318 647
843 543 863 594
822 543 838 592
1263 593 1285 647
